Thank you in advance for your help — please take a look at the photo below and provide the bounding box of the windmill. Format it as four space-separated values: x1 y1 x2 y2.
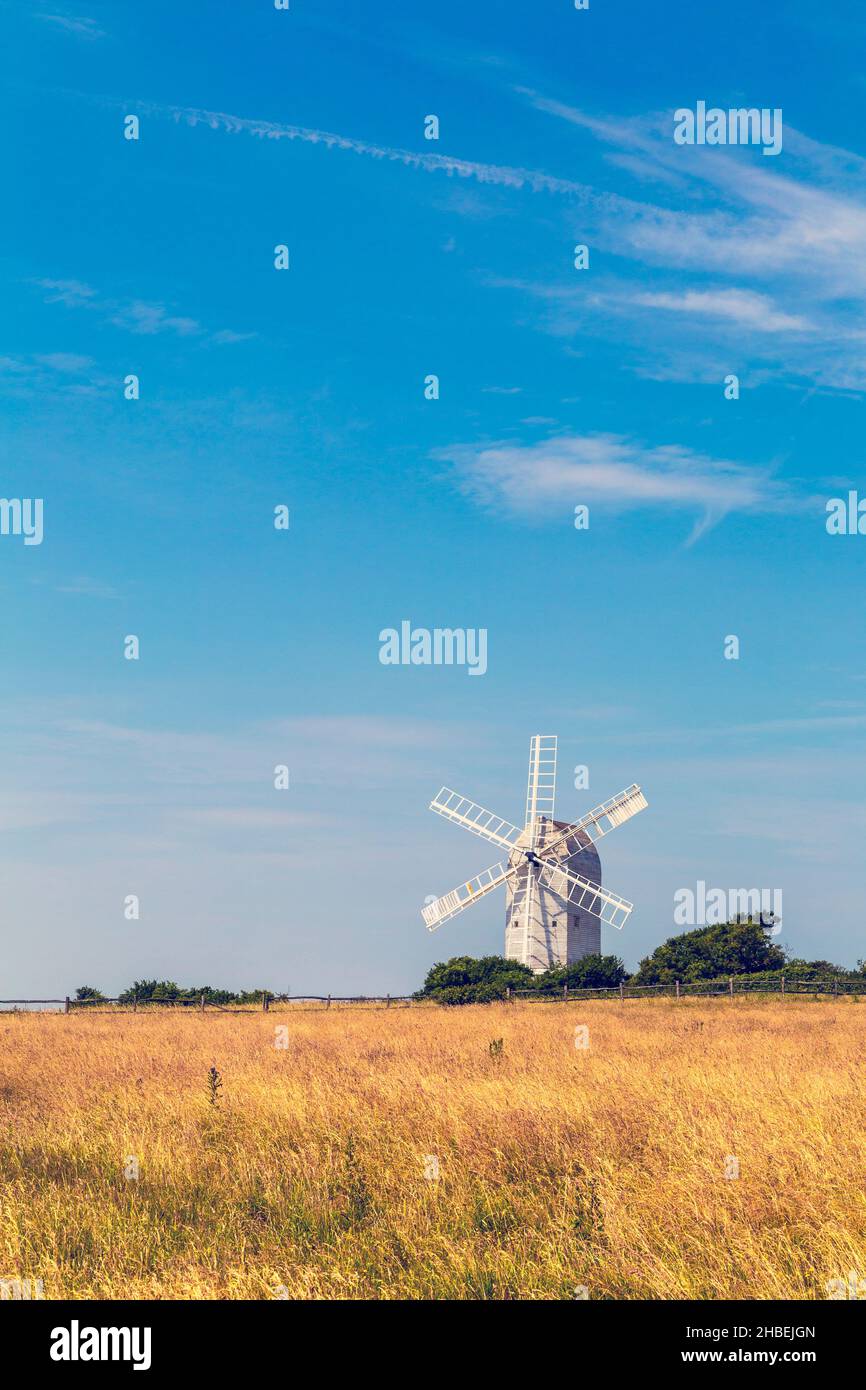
421 735 647 973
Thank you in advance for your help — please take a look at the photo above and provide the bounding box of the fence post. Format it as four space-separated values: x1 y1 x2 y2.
729 976 734 999
262 992 269 1013
834 978 838 997
619 982 624 1002
326 994 331 1009
386 993 391 1008
781 974 785 996
133 992 138 1014
506 986 512 1003
676 979 680 1000
64 996 70 1015
200 993 205 1013
563 984 568 1001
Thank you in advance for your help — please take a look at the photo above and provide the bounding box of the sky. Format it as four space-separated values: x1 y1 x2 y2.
2 0 866 997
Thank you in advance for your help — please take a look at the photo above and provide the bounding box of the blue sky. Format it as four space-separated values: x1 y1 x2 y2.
2 0 866 996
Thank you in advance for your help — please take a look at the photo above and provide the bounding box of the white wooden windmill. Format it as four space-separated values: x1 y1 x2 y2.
421 735 647 973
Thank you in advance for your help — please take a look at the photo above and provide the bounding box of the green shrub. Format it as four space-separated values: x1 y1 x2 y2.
414 956 533 1004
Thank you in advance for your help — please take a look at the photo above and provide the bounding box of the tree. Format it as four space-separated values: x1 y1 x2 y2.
781 958 853 978
118 979 184 1003
538 955 628 990
74 985 105 1001
415 955 534 1004
414 953 628 1003
115 980 276 1005
633 919 785 985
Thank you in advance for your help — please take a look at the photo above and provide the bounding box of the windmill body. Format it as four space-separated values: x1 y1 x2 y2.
504 820 602 972
422 735 647 973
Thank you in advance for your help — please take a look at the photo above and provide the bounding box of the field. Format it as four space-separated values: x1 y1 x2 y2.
1 999 864 1300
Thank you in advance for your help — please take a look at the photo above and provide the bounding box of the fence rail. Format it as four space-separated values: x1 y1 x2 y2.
1 977 861 1013
512 975 864 1002
0 994 417 1014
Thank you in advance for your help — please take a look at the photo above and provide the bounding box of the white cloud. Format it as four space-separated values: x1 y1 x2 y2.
211 328 256 345
55 576 118 598
630 288 810 333
512 89 866 388
35 280 251 346
34 351 95 372
36 13 104 39
39 279 97 308
74 90 866 387
0 350 101 400
438 431 796 542
110 300 202 337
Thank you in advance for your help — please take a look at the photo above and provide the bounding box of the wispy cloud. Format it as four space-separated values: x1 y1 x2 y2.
68 89 866 388
34 351 95 372
514 89 866 389
39 279 96 308
629 289 810 334
36 13 104 39
113 97 613 202
35 279 253 345
522 91 866 292
54 576 119 598
0 711 475 856
438 432 797 542
109 300 202 337
0 349 102 398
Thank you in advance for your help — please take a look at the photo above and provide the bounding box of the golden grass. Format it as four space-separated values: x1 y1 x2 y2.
1 999 864 1300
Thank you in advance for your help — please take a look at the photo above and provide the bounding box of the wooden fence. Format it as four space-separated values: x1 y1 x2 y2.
0 994 416 1014
512 975 864 1002
1 977 861 1013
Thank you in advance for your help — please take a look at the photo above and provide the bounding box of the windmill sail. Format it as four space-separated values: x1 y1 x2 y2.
429 789 523 853
537 862 633 930
539 785 647 867
422 862 518 930
524 734 557 846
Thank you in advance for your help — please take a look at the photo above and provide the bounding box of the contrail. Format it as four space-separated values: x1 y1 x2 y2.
114 96 633 210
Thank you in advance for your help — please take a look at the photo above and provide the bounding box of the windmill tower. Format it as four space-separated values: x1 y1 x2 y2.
421 735 647 973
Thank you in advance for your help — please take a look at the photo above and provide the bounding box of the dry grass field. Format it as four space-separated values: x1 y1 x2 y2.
1 998 864 1300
